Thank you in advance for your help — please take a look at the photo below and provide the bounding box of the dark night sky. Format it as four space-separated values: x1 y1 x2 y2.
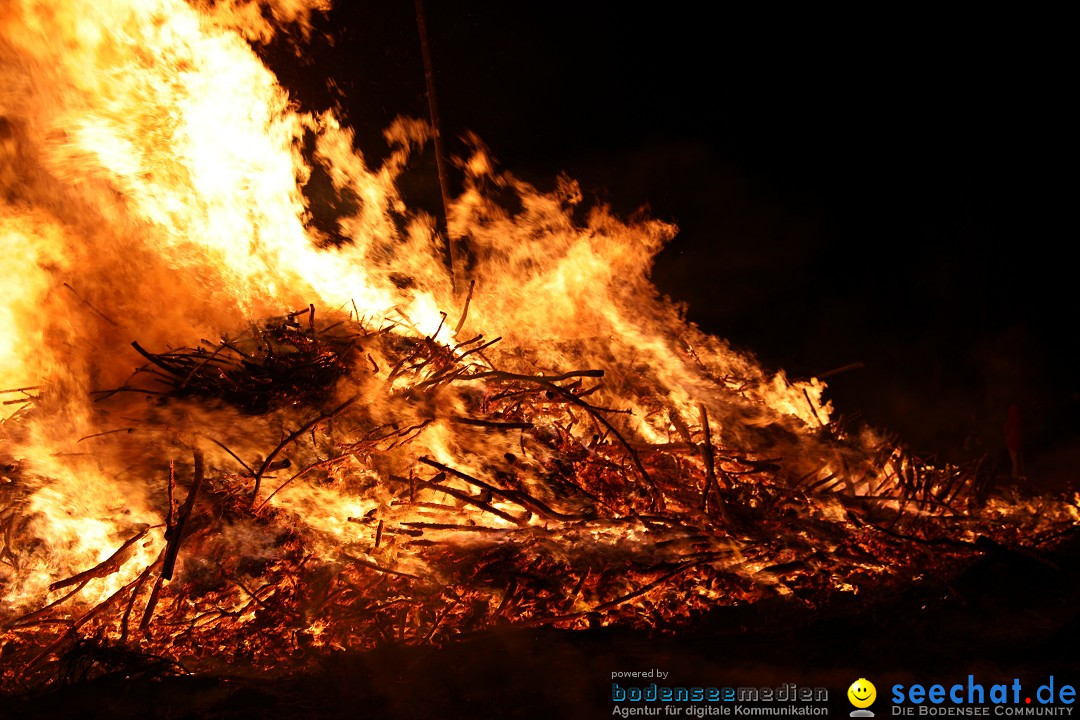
267 4 1075 471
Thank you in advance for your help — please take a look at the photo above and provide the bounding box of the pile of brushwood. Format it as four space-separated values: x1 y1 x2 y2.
1 306 1075 692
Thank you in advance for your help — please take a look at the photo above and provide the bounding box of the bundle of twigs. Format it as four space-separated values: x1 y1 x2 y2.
119 305 359 414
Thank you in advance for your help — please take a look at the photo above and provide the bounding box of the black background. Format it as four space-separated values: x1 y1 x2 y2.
268 3 1075 479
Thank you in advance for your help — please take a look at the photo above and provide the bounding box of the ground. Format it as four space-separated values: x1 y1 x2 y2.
8 525 1079 720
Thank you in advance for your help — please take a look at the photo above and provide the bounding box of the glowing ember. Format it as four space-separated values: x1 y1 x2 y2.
0 0 1073 691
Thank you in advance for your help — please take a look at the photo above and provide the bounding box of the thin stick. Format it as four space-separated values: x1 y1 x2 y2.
416 458 586 522
803 389 826 427
454 279 476 334
494 578 518 619
453 336 502 363
395 468 526 525
198 434 255 475
340 552 425 581
22 570 145 674
178 342 229 389
162 449 204 581
120 558 160 643
89 386 162 400
48 526 149 592
414 0 465 293
543 382 652 490
400 522 508 533
166 459 176 530
698 404 724 517
138 572 166 632
464 368 604 383
76 428 134 443
130 341 184 378
423 599 458 642
250 394 360 506
816 361 865 379
62 282 118 327
450 416 534 431
518 560 709 628
6 580 90 628
669 410 694 444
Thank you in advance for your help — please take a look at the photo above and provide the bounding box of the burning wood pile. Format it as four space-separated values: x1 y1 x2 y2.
0 0 1076 697
2 304 1074 691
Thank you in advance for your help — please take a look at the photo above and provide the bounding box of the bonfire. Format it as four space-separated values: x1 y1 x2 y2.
0 0 1074 694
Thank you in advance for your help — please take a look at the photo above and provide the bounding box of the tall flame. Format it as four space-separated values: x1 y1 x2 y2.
0 0 439 608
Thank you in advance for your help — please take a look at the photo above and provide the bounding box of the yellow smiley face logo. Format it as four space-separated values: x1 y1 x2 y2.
848 678 877 708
